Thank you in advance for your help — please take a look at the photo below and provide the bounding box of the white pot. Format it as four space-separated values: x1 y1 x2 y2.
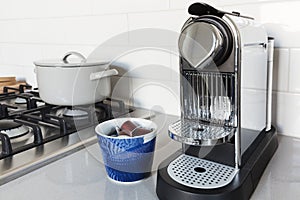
34 51 118 106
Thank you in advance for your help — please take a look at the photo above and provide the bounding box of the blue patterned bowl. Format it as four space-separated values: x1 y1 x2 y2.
95 118 157 182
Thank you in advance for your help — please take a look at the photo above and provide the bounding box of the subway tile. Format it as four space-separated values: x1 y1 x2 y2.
22 66 37 87
0 21 19 43
127 30 180 52
0 19 67 44
0 15 128 45
18 19 67 44
273 48 289 92
111 76 181 116
272 92 300 138
170 52 180 83
0 65 36 87
41 45 96 60
0 0 92 19
0 65 22 76
169 0 297 9
169 0 219 9
289 49 300 93
131 77 180 116
110 49 173 81
223 1 300 48
88 45 132 63
128 10 187 32
111 76 133 105
0 0 46 19
221 4 266 22
0 46 2 64
128 10 187 47
0 44 43 66
91 0 169 15
63 15 128 45
44 0 92 18
265 22 300 48
0 65 29 82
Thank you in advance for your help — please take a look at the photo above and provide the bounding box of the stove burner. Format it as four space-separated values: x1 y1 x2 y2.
15 93 34 104
0 120 30 139
15 98 26 104
62 108 89 118
0 97 129 160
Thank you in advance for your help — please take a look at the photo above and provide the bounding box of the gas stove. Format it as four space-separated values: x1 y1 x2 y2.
0 84 153 185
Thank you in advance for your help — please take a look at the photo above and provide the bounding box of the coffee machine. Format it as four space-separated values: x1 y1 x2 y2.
156 3 278 200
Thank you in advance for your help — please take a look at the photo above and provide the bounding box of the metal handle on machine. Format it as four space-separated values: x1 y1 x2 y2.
244 42 267 49
188 2 254 20
266 38 275 131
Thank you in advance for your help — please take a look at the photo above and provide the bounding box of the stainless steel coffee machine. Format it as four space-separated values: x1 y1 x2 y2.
156 3 278 200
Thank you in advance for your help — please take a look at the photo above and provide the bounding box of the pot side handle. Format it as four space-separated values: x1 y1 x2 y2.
90 69 118 81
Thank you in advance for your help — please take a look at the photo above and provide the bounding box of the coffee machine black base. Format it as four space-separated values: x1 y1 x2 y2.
156 126 278 200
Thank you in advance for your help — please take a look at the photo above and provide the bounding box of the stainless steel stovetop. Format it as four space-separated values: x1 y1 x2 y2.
0 85 154 185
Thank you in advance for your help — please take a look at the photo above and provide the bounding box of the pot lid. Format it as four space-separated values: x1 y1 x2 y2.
34 51 109 68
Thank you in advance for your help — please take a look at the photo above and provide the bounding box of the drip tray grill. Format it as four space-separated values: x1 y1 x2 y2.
167 154 238 189
169 120 235 145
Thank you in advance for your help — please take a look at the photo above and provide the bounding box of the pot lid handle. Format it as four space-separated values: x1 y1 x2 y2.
62 51 87 64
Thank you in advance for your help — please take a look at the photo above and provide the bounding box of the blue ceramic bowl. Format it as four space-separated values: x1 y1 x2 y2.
95 118 157 183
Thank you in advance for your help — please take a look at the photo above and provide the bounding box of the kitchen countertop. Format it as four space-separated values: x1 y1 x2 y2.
1 114 300 199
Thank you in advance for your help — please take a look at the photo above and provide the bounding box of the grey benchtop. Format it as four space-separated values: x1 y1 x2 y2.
0 114 299 199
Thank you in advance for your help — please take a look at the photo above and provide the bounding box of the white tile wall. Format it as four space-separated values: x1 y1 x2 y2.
273 92 300 137
111 75 133 105
63 15 128 45
0 44 43 66
111 76 180 116
41 45 96 60
273 48 289 92
169 0 300 9
0 65 30 82
170 0 226 10
289 49 300 93
0 0 300 137
0 0 92 19
91 0 169 15
223 1 300 48
130 77 180 116
128 10 188 32
128 11 187 47
114 50 173 80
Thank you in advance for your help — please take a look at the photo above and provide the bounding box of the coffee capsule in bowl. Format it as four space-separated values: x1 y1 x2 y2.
118 120 153 137
95 118 157 183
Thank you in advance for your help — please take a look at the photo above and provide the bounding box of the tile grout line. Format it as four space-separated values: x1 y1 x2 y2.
220 0 289 8
0 8 186 22
126 13 130 33
0 42 99 47
273 90 300 96
287 48 291 92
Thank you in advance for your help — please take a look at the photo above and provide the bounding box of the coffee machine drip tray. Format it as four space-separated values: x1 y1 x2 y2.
167 154 238 189
169 120 235 146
